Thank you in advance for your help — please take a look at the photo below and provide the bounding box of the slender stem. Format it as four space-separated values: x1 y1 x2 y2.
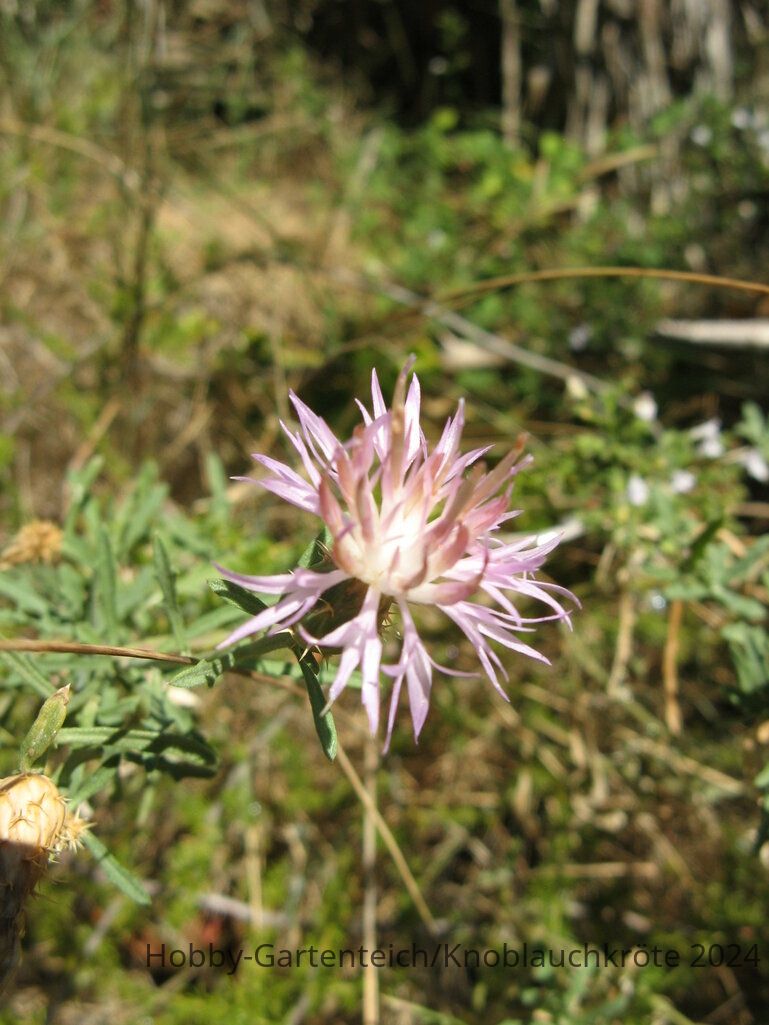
663 599 683 735
362 730 379 1025
440 265 769 305
499 0 521 146
607 588 635 697
0 638 192 664
0 638 301 697
336 743 438 936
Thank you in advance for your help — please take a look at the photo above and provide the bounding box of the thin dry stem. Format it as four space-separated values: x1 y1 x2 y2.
663 599 684 735
336 743 439 936
607 589 636 697
362 730 379 1025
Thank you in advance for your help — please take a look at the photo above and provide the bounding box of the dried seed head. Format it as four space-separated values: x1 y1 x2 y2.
0 521 63 570
0 774 87 995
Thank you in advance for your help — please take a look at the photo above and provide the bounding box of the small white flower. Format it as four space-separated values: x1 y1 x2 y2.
670 469 696 494
568 324 592 352
626 474 650 506
741 449 769 482
565 374 589 401
632 392 657 423
691 419 724 458
700 437 724 459
691 124 713 146
731 107 752 130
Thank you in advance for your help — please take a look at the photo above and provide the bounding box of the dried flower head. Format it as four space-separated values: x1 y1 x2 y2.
0 773 87 994
219 362 576 747
0 521 63 571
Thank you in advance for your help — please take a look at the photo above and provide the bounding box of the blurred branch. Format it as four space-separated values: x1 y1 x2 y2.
663 599 683 736
0 118 138 190
656 319 769 348
440 266 769 307
335 270 611 396
499 0 521 145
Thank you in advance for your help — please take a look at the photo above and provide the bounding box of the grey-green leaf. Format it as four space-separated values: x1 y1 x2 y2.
96 527 118 641
209 577 269 617
82 830 152 905
153 533 188 653
0 651 56 698
297 527 333 570
298 655 337 761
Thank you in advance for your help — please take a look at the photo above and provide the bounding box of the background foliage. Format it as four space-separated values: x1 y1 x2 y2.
1 2 769 1023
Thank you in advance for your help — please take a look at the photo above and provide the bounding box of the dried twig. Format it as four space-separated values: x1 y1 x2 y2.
362 731 379 1025
440 266 769 307
607 589 636 697
335 743 439 937
656 319 769 348
663 600 684 735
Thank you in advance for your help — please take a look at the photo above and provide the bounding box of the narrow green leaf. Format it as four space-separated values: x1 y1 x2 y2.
153 533 188 653
81 830 152 905
55 725 217 772
56 726 162 750
0 651 55 698
114 463 168 558
680 518 722 574
205 451 230 522
186 603 242 637
0 574 50 616
297 527 333 570
209 577 269 617
96 527 118 641
298 655 337 761
65 762 118 804
168 651 239 689
64 455 104 529
169 634 297 689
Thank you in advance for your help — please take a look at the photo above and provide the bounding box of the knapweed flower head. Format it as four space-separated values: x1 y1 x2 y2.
219 360 576 748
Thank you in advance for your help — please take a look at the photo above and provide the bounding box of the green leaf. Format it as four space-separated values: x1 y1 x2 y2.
65 761 118 804
81 830 152 905
723 623 769 694
168 653 239 689
55 725 217 777
298 654 337 761
95 526 118 641
209 577 269 617
169 634 297 688
297 527 333 570
153 533 188 653
0 651 56 698
679 519 722 574
205 451 230 523
0 574 50 616
185 603 242 637
114 462 168 558
64 455 104 529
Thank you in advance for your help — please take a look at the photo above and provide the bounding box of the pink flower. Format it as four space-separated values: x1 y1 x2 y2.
219 361 576 748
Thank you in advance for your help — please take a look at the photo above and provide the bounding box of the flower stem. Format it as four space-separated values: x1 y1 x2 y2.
362 728 379 1025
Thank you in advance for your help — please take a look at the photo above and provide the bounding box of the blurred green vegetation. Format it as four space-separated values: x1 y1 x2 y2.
1 2 769 1023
